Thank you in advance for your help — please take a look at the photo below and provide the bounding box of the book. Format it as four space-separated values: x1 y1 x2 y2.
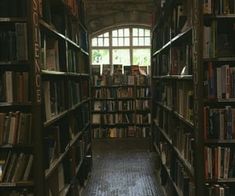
15 23 28 61
22 154 33 181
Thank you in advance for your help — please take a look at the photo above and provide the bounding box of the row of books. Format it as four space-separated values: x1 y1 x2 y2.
93 75 150 87
154 82 193 122
0 71 29 103
170 45 193 76
93 127 150 139
206 63 235 100
204 106 235 140
43 80 66 121
172 127 194 166
92 64 149 76
93 100 150 111
204 146 235 179
93 87 134 99
93 100 134 111
0 151 33 183
0 112 32 145
204 0 235 15
171 160 193 196
136 87 150 97
92 113 151 125
160 142 195 196
205 183 235 196
203 20 235 58
0 23 28 62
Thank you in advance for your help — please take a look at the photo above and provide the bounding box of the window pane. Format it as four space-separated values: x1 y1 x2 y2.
112 49 130 65
145 37 151 46
92 38 97 47
98 38 103 46
118 37 124 46
133 37 138 46
124 28 129 36
139 29 144 36
139 37 144 46
112 30 118 37
104 32 109 37
124 38 130 46
145 29 150 36
112 38 118 46
104 38 109 46
133 28 138 36
92 49 110 64
133 49 150 66
118 29 123 37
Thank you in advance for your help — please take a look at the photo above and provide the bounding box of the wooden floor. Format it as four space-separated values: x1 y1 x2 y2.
81 138 163 196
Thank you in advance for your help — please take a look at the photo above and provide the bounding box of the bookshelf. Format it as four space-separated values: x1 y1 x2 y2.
151 0 195 195
91 65 151 139
40 0 92 195
152 0 235 195
0 0 92 195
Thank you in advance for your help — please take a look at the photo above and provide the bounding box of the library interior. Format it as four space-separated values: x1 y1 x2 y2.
0 0 235 196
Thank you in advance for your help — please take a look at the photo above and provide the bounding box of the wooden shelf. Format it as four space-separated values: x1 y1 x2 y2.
0 181 34 187
0 17 27 22
152 75 193 80
152 28 192 56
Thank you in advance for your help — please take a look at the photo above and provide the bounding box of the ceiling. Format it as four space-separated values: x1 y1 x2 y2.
83 0 158 35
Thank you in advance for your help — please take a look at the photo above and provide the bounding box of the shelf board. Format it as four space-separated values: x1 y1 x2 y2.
172 146 194 177
92 110 135 113
136 97 151 100
204 139 235 144
204 14 235 19
161 164 184 196
45 145 70 179
0 181 34 187
40 19 82 50
157 126 194 178
203 57 235 62
59 184 71 196
152 75 193 80
91 123 136 127
0 61 30 68
44 110 68 127
205 178 235 183
0 144 33 149
0 102 32 107
41 70 67 76
92 85 135 88
173 111 194 128
0 17 27 22
153 142 160 155
155 101 173 112
152 28 192 56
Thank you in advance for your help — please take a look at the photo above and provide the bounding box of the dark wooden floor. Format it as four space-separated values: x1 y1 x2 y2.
81 138 163 196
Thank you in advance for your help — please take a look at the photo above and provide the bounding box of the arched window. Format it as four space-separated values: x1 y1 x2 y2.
90 26 151 72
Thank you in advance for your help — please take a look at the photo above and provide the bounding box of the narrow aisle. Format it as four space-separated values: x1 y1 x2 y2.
81 139 163 196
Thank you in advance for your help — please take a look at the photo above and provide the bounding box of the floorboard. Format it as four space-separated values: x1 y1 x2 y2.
81 138 163 196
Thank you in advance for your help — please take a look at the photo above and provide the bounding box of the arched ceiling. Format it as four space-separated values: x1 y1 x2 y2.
83 0 158 35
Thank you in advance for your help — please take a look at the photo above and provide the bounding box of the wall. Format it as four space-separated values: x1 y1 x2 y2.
84 0 157 35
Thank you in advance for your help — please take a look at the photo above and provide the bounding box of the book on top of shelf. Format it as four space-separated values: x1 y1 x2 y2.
139 66 148 76
92 65 101 76
124 65 132 75
113 64 123 75
102 64 112 76
131 65 139 75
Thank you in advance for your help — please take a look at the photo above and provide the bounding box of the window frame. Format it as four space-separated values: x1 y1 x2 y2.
90 25 151 66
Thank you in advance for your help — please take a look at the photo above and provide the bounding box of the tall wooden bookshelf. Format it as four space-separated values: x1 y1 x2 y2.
152 0 235 195
91 65 151 140
0 0 92 195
